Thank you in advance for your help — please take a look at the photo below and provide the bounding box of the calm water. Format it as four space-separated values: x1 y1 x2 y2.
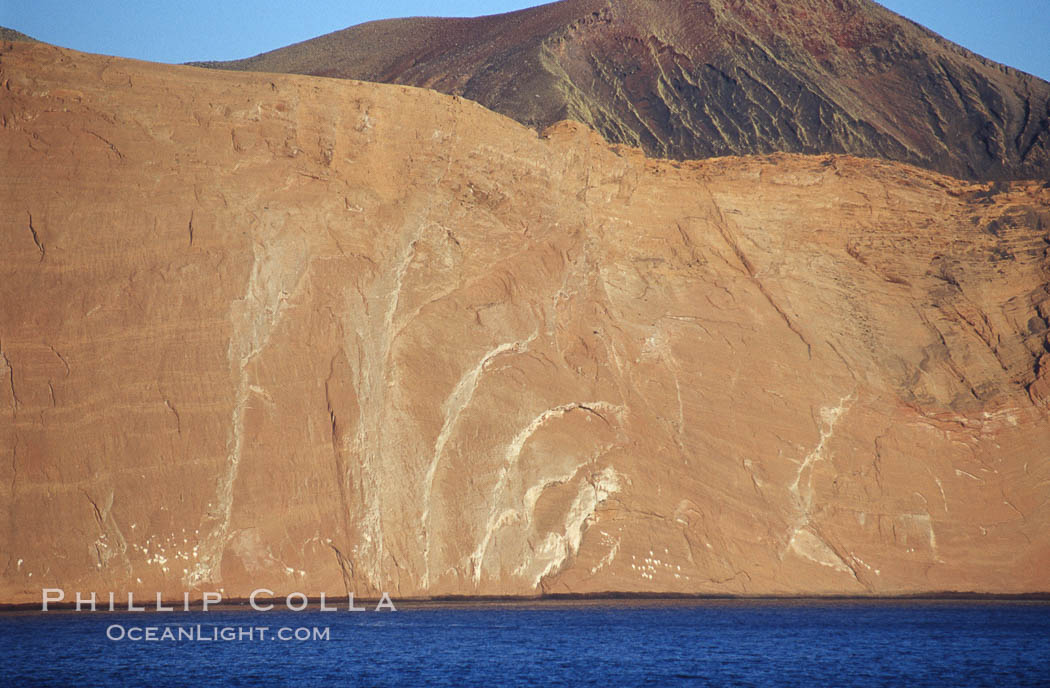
3 600 1048 686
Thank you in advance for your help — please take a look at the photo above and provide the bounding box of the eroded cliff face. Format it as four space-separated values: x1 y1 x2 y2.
1 42 1049 604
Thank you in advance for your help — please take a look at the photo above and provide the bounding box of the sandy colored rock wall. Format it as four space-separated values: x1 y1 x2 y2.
1 42 1048 603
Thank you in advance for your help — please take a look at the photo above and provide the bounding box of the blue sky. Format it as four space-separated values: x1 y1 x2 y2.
3 1 1048 81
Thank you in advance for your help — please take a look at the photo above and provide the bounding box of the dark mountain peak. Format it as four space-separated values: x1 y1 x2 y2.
195 0 1050 180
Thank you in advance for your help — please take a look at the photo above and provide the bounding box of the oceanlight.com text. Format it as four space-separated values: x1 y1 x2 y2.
106 624 330 642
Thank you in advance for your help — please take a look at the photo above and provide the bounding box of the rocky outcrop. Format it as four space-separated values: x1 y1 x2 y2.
194 0 1050 182
0 27 38 44
1 41 1049 604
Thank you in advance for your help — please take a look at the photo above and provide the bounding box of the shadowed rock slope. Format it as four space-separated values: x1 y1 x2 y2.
0 27 39 44
2 42 1049 604
194 0 1050 182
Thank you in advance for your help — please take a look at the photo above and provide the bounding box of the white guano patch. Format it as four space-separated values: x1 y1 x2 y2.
470 402 624 585
788 528 853 574
526 466 623 589
420 334 535 588
590 535 620 576
187 229 308 587
784 393 859 582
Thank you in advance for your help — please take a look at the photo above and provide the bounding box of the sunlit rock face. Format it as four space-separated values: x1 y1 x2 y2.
196 0 1050 182
1 41 1049 604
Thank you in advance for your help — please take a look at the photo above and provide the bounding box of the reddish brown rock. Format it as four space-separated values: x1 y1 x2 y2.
195 0 1050 182
1030 354 1050 405
1 41 1049 604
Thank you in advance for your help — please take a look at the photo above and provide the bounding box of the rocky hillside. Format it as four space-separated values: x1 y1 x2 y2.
1 41 1049 604
194 0 1050 182
0 27 38 44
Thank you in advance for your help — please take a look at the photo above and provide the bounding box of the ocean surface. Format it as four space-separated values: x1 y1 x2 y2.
3 599 1048 686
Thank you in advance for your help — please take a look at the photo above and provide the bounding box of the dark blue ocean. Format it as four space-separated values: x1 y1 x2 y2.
3 600 1048 686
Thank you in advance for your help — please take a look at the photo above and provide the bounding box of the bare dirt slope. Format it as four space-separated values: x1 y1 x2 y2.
2 41 1049 603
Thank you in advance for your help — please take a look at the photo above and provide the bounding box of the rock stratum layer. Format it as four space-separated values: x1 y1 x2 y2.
2 41 1050 605
195 0 1050 182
